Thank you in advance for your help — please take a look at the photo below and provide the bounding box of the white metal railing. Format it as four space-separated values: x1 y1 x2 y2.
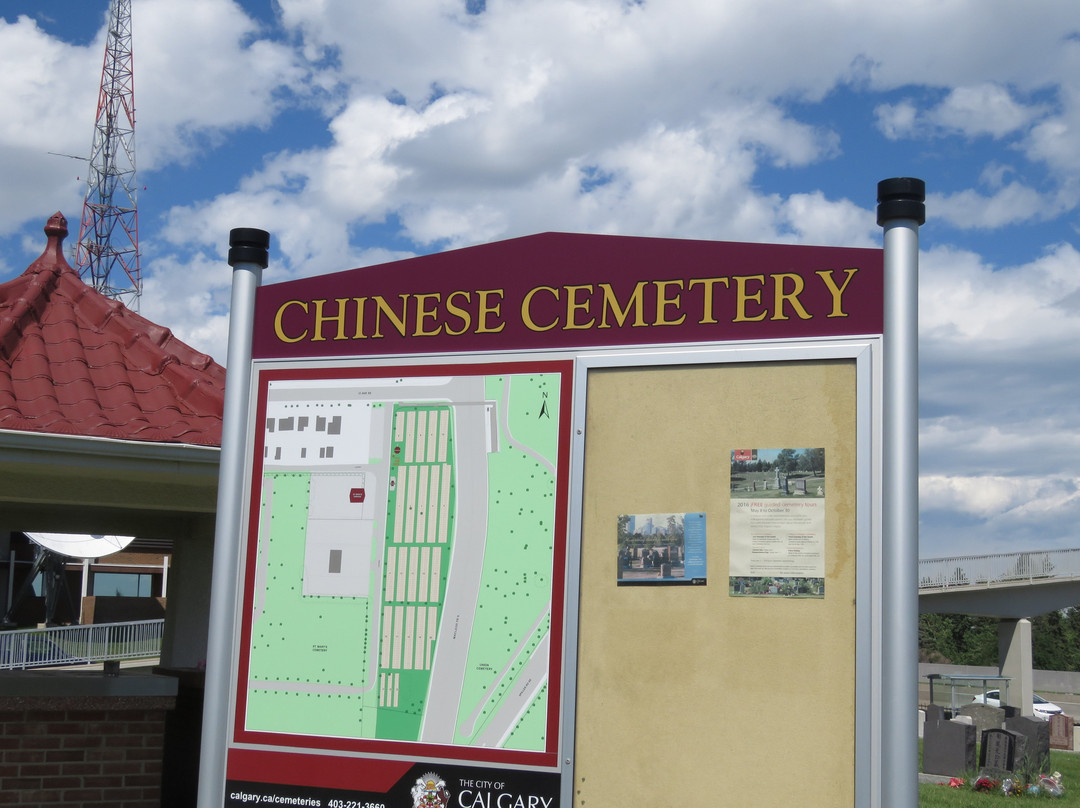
919 549 1080 591
0 619 163 670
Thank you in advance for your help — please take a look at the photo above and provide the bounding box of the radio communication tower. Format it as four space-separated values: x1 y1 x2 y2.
75 0 141 309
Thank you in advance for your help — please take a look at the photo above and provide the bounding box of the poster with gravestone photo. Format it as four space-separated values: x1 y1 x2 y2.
616 512 706 586
729 448 826 599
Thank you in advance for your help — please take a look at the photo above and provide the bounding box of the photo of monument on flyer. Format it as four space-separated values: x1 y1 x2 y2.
616 512 706 586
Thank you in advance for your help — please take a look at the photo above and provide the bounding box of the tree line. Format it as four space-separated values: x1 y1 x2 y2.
920 609 1080 671
731 447 824 475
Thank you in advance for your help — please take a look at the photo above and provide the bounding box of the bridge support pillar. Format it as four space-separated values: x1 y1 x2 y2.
999 617 1034 717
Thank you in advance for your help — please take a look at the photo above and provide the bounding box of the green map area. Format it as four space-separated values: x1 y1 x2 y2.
243 372 561 753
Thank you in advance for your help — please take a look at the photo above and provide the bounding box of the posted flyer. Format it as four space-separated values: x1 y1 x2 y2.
728 448 826 598
617 511 707 586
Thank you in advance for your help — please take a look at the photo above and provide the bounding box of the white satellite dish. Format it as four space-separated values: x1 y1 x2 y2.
25 532 136 560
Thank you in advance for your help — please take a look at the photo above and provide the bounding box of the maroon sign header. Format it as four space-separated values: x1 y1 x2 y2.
253 232 882 360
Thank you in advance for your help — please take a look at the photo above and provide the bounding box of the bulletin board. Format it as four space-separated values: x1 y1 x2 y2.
216 232 884 808
570 351 864 807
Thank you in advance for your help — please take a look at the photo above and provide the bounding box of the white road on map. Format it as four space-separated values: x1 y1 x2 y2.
419 374 490 743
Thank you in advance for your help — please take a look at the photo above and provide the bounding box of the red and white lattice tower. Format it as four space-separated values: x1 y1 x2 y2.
76 0 140 309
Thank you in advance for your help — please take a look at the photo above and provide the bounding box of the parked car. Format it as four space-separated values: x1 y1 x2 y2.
971 689 1063 720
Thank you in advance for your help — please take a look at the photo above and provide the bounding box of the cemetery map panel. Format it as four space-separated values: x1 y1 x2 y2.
238 366 567 760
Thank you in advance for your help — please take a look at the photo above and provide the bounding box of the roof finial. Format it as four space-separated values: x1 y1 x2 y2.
41 212 70 267
46 211 69 240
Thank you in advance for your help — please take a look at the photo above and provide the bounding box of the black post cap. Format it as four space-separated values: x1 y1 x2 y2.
228 227 270 268
877 177 925 226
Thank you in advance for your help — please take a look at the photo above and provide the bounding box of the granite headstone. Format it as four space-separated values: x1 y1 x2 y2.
958 703 1005 739
923 719 976 777
980 728 1025 775
1049 714 1073 751
1005 715 1050 773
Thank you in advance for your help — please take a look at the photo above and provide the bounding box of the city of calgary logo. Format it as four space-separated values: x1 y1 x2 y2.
411 773 450 808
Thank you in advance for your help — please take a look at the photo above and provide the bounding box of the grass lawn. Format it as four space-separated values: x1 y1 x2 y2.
920 746 1080 805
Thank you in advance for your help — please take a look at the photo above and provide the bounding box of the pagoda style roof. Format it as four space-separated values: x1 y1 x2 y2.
0 213 224 446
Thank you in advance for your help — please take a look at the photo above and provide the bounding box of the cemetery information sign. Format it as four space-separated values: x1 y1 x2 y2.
222 232 883 808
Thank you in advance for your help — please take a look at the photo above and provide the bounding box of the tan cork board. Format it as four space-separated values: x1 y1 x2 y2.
573 359 857 807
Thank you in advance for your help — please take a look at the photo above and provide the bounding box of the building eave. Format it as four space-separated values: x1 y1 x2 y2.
0 428 221 538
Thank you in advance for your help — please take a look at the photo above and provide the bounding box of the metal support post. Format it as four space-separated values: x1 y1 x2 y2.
878 177 924 808
197 228 269 808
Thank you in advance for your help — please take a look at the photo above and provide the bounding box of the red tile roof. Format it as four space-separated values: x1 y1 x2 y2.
0 213 224 446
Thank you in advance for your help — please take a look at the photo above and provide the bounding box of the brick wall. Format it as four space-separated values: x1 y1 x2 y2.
0 694 176 807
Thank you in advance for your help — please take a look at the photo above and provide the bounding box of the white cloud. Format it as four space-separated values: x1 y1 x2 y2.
929 183 1052 229
777 192 877 247
919 242 1080 348
1026 88 1080 173
0 17 96 149
875 100 919 140
919 474 1066 520
134 0 312 167
919 473 1080 557
876 84 1043 142
0 16 97 235
139 248 233 361
916 240 1080 553
932 84 1042 139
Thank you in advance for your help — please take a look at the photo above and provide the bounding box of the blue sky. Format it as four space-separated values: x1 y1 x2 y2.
2 0 1080 559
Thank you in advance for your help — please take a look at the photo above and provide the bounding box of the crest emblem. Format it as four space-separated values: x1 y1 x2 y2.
411 772 450 808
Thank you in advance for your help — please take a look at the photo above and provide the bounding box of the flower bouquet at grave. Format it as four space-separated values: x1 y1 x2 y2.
973 776 999 792
1000 778 1024 796
1035 772 1065 798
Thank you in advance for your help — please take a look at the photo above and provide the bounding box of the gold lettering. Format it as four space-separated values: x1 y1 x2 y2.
373 295 409 338
476 289 506 333
311 298 350 341
733 275 767 322
564 285 595 330
652 279 686 326
351 297 368 339
274 299 308 343
598 281 648 328
444 290 472 336
521 286 559 332
815 268 859 317
771 273 812 321
688 277 730 324
412 293 443 337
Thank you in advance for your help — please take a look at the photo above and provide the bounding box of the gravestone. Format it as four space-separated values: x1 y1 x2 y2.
922 719 976 777
924 704 945 723
1049 714 1073 751
980 728 1024 775
958 703 1005 739
1005 715 1050 773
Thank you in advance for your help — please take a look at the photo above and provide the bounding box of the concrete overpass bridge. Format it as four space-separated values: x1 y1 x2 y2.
918 548 1080 718
919 549 1080 617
